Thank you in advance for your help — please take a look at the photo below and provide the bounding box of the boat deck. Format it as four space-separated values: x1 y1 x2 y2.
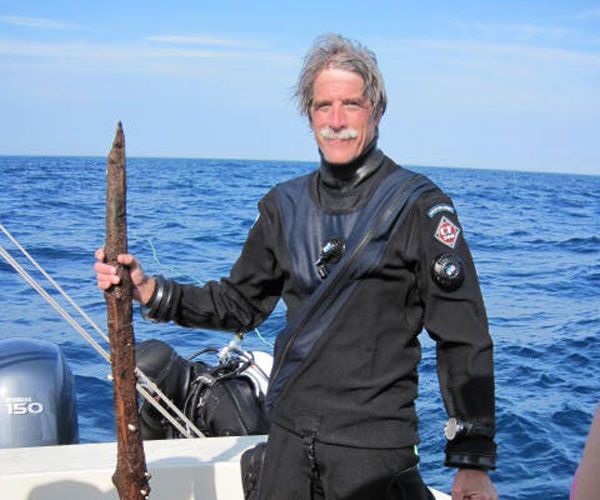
0 435 449 499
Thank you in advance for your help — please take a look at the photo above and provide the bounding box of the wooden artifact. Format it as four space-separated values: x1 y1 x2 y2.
104 122 151 499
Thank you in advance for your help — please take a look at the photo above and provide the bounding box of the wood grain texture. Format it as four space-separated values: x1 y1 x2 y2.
105 122 151 499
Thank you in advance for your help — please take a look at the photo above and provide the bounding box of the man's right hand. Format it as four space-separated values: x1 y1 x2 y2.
94 248 156 304
451 469 497 500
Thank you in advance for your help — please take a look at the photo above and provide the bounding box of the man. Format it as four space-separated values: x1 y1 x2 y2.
96 34 497 500
572 403 600 499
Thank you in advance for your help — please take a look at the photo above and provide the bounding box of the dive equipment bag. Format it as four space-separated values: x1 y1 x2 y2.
136 339 270 439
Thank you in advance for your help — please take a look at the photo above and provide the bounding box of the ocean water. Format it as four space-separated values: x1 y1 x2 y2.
0 155 598 499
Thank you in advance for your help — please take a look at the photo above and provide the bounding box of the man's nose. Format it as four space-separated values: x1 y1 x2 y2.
329 104 346 130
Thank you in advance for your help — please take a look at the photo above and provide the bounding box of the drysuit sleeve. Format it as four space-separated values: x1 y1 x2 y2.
409 189 497 470
154 189 285 332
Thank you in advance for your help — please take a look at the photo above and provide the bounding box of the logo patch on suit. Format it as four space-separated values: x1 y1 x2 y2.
434 216 461 249
427 204 455 218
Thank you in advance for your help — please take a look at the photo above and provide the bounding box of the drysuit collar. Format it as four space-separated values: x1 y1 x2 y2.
319 136 384 190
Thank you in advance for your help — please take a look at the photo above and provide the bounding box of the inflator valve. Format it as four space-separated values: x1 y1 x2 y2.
315 238 345 279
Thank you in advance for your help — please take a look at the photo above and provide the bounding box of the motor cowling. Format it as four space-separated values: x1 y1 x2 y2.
0 338 78 448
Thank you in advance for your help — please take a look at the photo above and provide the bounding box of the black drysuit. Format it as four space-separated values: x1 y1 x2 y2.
157 145 496 498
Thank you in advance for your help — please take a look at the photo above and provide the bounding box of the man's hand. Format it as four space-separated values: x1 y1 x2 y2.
451 469 497 500
94 248 155 304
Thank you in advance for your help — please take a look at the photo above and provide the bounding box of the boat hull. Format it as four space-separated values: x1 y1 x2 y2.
0 435 449 499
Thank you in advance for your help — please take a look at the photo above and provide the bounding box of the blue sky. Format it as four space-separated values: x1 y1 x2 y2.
1 1 599 175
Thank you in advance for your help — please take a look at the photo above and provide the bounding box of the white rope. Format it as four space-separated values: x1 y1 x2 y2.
0 244 112 362
136 383 196 438
135 368 204 438
0 224 111 344
0 225 204 438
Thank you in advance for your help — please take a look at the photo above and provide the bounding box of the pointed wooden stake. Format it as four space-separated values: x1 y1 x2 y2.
105 122 151 499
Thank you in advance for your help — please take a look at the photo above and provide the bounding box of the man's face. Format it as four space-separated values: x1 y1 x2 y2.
310 67 379 165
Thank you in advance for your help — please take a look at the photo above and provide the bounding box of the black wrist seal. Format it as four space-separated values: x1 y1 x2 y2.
140 275 174 323
445 436 497 471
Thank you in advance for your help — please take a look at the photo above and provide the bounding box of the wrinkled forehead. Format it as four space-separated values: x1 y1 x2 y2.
311 67 369 105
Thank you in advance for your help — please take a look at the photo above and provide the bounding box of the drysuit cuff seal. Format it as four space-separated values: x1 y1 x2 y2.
445 433 496 470
445 452 496 471
140 275 174 323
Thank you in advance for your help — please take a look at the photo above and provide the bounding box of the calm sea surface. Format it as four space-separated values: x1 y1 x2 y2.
0 156 599 499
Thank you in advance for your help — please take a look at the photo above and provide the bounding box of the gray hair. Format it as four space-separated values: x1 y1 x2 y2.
294 34 387 120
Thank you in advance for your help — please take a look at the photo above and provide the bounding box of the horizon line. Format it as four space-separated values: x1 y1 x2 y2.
0 152 597 178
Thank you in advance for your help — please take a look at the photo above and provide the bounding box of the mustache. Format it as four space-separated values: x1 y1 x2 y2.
318 127 359 140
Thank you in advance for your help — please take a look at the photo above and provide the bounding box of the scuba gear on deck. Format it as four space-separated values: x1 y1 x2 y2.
136 339 270 439
135 339 194 440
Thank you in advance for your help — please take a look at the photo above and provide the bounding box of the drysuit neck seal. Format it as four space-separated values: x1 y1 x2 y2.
318 135 383 190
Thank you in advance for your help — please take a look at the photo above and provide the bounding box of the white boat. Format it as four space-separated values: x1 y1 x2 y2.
0 435 450 499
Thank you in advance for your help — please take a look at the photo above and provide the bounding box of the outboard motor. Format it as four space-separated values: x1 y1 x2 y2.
0 338 78 448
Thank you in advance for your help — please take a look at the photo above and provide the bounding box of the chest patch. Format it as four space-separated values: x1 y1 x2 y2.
434 216 461 249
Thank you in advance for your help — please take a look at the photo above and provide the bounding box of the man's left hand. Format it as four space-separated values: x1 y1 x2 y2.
451 469 497 500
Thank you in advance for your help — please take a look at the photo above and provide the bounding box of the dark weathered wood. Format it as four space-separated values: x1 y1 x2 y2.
105 122 151 499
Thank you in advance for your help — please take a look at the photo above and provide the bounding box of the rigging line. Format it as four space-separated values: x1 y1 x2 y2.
0 238 205 438
0 243 111 363
136 368 205 438
0 223 110 344
136 383 196 439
